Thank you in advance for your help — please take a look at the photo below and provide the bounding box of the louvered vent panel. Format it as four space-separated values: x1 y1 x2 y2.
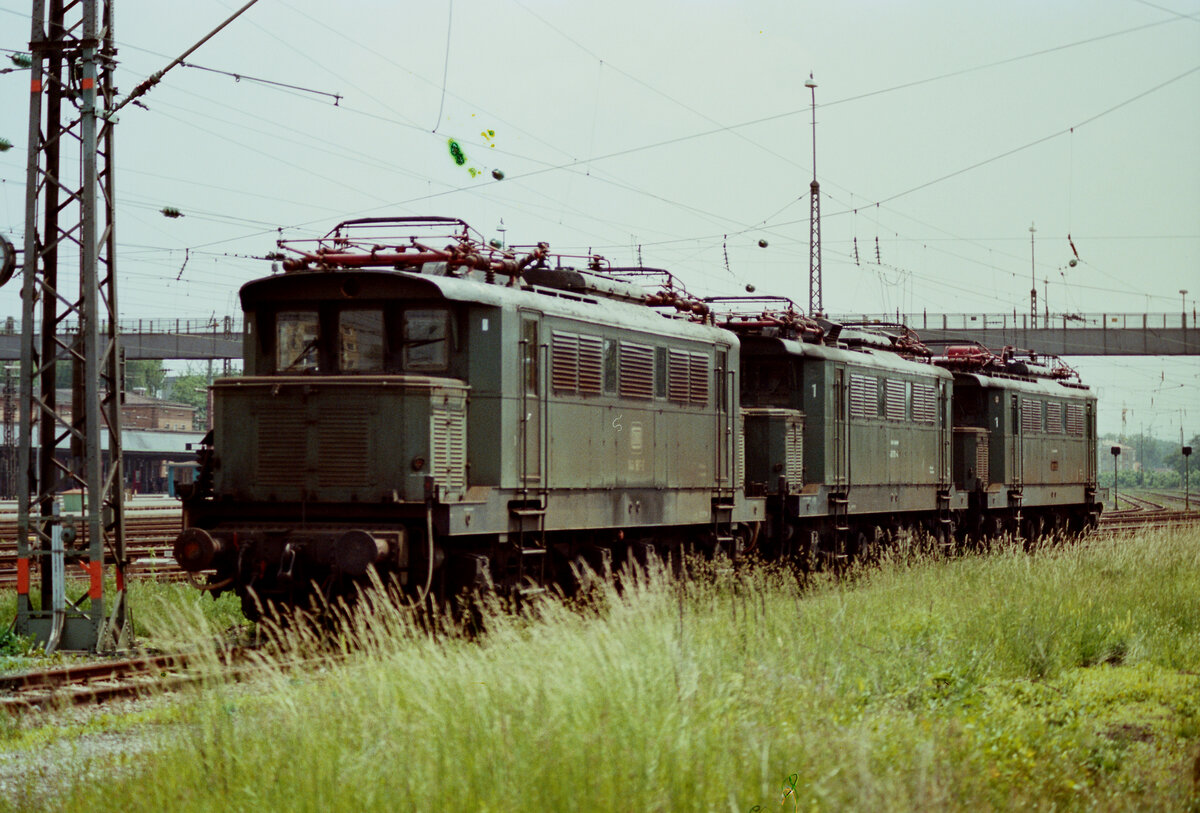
912 384 937 423
551 332 579 393
431 404 467 495
577 335 603 395
786 418 804 489
885 379 907 421
976 431 990 485
619 343 655 399
667 349 690 403
1046 402 1063 434
688 352 709 405
256 406 306 488
736 415 745 487
318 408 370 488
1021 399 1042 433
850 374 877 419
1066 403 1084 436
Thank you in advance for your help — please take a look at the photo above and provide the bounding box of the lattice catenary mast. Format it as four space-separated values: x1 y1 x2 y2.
806 74 822 317
16 0 128 652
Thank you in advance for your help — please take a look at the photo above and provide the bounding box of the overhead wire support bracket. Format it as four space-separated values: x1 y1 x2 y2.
177 60 343 105
112 0 263 115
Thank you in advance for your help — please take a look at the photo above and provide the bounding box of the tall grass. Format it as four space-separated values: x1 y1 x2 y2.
0 581 247 664
16 528 1200 811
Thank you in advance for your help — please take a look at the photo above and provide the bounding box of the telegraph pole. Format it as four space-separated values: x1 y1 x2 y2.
16 0 128 652
805 74 822 317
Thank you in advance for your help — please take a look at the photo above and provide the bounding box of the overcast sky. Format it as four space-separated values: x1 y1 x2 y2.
0 0 1197 439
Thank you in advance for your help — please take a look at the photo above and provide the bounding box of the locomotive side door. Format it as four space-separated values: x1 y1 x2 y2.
1085 401 1097 484
518 311 543 486
1010 394 1023 487
938 380 950 487
715 346 732 487
833 366 848 487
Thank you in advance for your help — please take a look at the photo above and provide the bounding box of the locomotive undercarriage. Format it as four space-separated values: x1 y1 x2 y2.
176 491 1101 620
761 499 1102 574
175 502 758 620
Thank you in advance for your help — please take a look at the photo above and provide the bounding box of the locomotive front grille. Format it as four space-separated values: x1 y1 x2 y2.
219 376 469 504
255 404 372 491
976 431 989 485
785 418 804 489
318 408 371 488
431 403 467 496
256 406 307 489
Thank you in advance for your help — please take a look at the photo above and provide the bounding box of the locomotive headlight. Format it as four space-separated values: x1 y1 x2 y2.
411 456 426 471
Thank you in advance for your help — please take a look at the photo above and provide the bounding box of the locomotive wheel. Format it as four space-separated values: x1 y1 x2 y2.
983 514 1003 541
1044 512 1064 541
1021 514 1043 549
852 529 870 562
1064 510 1085 540
857 525 886 564
965 514 986 551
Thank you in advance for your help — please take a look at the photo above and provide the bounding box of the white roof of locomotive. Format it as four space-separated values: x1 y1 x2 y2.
954 371 1093 399
397 268 740 347
768 337 953 381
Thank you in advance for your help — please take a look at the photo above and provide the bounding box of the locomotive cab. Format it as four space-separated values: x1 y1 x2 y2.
177 270 482 616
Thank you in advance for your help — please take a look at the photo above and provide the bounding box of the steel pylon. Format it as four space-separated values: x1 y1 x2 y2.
15 0 128 653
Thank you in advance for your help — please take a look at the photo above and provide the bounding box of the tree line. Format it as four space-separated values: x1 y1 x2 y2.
1097 431 1199 489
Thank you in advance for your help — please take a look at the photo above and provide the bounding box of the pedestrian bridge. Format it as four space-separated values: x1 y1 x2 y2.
0 312 1195 360
835 312 1198 356
0 317 242 361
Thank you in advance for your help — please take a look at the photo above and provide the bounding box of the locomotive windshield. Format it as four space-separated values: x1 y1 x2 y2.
339 309 385 371
741 359 796 407
403 308 449 370
277 310 320 372
268 306 455 374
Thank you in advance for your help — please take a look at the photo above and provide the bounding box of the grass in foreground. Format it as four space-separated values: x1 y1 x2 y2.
5 528 1200 812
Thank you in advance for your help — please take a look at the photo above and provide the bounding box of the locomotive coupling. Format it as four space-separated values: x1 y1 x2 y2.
174 527 225 572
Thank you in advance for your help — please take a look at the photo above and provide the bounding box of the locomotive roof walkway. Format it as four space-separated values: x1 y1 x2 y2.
0 312 1195 360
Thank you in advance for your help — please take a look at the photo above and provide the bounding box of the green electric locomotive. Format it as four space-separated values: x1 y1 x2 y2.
173 218 1103 618
173 217 763 616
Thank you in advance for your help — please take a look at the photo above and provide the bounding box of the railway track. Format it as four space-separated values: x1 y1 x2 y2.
1140 489 1198 511
0 647 316 714
1097 491 1198 534
0 647 271 713
0 653 197 711
0 505 185 590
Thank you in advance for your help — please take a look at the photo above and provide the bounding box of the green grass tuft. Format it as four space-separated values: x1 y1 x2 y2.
4 527 1199 811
